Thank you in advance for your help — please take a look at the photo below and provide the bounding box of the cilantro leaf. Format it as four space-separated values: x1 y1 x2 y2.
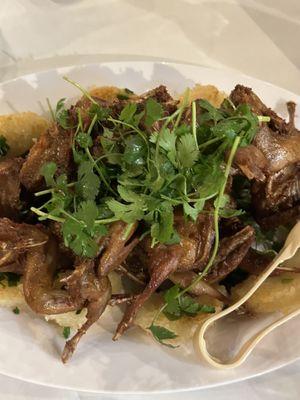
75 200 99 230
0 135 9 157
117 185 143 203
151 202 174 244
145 98 163 128
76 132 93 149
219 208 244 218
215 193 229 209
123 136 147 167
77 161 100 200
193 159 224 199
62 218 99 258
107 198 144 223
177 134 199 168
13 307 20 315
163 285 215 320
179 296 215 316
89 103 110 121
100 128 121 165
40 162 57 186
148 324 178 348
235 104 259 146
199 305 216 313
183 199 205 221
164 285 181 317
198 99 224 124
62 201 106 258
120 103 137 124
63 326 71 339
154 128 177 166
55 98 70 129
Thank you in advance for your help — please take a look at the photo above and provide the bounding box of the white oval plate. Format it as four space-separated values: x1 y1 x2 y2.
0 62 300 395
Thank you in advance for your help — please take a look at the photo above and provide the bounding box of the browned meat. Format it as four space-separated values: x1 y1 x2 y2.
61 259 111 363
252 164 300 217
98 221 139 276
114 212 215 339
239 249 293 276
49 221 76 266
234 123 300 182
239 249 274 275
113 246 181 340
230 84 298 135
253 125 300 173
234 144 268 182
230 85 300 220
20 124 73 191
205 226 255 283
23 232 83 315
259 204 300 230
0 158 24 218
140 85 174 104
0 218 47 274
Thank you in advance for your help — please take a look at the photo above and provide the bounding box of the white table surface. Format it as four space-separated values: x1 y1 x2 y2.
0 0 300 398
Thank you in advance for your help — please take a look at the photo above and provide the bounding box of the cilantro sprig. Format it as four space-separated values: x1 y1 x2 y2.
31 79 259 266
163 285 215 320
147 135 241 345
29 78 267 346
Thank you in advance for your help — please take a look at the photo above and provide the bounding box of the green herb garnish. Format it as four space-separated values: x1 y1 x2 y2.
13 307 20 315
63 326 71 339
148 324 178 348
30 79 264 344
163 285 215 320
54 98 70 129
32 81 260 260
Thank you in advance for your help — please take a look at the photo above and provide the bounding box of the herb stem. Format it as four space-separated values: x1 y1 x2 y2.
46 98 55 121
87 113 98 135
59 209 83 225
173 104 185 132
122 222 136 240
198 136 225 150
63 76 97 105
108 117 148 145
192 101 198 148
85 147 117 196
94 217 119 225
257 115 271 122
180 135 241 295
34 183 75 197
161 108 182 131
94 153 122 164
30 207 64 223
150 136 241 330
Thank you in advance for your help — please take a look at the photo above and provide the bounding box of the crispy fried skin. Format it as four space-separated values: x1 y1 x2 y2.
0 158 24 218
61 259 111 363
20 124 73 191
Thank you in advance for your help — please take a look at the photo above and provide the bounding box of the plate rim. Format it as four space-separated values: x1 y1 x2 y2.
1 59 299 99
0 60 300 394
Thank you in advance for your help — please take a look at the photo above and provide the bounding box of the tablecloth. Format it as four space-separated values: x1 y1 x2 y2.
0 0 300 398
